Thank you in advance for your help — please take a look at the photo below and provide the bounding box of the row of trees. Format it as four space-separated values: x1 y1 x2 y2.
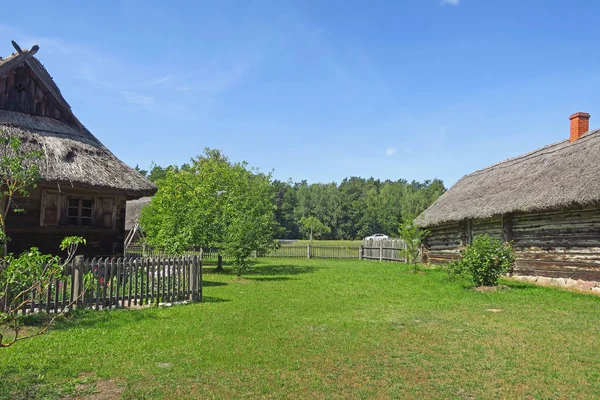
136 165 446 241
271 178 445 240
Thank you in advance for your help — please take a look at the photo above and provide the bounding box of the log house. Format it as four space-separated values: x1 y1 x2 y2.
0 41 156 256
416 112 600 281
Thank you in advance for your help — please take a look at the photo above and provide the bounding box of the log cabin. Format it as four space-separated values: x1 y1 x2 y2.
416 112 600 281
124 196 152 249
0 41 156 257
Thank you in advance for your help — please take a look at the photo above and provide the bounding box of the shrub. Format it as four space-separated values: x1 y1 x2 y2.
450 234 515 286
398 221 429 273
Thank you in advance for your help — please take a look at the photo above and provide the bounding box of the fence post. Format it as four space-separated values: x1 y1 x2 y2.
359 244 363 260
379 241 383 262
200 253 203 302
190 256 198 302
72 255 84 309
307 244 311 259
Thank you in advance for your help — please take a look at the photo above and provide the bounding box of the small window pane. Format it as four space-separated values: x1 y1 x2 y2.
81 208 92 218
68 198 79 208
68 217 79 225
82 199 93 208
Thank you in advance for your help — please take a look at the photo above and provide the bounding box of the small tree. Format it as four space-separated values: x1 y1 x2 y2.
0 133 90 347
397 221 429 273
0 236 88 347
452 234 515 286
0 136 43 258
141 149 276 276
298 216 330 242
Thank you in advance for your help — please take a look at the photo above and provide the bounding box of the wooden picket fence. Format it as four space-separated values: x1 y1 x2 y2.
124 241 414 263
3 255 202 315
361 239 409 262
125 245 220 261
265 244 360 259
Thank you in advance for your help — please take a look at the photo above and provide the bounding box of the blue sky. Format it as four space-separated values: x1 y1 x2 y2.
1 0 599 187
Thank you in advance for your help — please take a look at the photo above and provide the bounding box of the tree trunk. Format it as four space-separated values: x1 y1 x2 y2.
214 254 224 272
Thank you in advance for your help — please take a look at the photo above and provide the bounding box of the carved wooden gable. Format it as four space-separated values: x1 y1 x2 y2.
0 64 68 121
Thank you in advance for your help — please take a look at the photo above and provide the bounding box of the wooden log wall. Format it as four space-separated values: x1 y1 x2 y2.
471 217 503 241
5 186 128 257
511 207 600 280
424 206 600 281
422 222 462 264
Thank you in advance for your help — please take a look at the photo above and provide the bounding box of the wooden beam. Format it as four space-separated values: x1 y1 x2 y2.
0 45 39 78
11 40 22 54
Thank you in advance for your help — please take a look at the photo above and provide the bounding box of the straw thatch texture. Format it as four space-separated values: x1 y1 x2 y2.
125 196 152 230
0 110 156 197
416 129 600 227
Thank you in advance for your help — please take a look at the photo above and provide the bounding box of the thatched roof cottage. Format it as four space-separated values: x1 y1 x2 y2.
124 196 152 248
0 41 156 256
417 112 600 281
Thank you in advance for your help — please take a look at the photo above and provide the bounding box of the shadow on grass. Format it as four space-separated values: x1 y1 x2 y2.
201 296 231 303
202 280 227 287
245 264 318 276
51 307 162 332
203 263 318 277
244 276 295 282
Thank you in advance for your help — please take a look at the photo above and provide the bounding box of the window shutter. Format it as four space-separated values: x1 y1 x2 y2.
40 191 60 226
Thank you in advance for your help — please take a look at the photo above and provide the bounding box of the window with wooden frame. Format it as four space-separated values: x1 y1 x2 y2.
67 197 94 227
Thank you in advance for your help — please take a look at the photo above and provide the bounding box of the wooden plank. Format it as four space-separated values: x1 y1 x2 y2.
102 258 108 309
53 277 59 313
133 259 138 306
177 257 182 301
127 258 133 307
61 265 68 310
116 258 122 307
145 257 150 305
157 258 163 306
160 258 165 304
150 258 155 305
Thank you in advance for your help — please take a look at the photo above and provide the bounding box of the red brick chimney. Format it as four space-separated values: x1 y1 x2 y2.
570 112 590 142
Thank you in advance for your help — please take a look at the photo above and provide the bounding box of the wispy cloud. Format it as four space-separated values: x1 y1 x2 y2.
146 75 172 88
386 147 398 156
441 0 461 5
121 91 155 109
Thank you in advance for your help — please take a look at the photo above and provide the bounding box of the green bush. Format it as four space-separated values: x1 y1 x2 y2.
449 234 515 286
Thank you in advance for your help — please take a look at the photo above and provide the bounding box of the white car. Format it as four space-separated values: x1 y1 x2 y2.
364 233 389 241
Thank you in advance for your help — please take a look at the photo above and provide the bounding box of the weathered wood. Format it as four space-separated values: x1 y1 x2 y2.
127 258 133 307
71 256 83 309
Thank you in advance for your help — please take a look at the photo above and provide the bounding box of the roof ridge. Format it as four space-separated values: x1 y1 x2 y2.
463 129 600 179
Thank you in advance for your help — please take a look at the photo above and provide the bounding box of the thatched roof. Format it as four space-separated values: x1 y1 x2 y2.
416 128 600 227
0 42 156 198
125 197 152 231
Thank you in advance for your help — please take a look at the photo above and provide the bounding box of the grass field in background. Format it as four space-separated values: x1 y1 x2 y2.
1 259 600 399
278 239 363 246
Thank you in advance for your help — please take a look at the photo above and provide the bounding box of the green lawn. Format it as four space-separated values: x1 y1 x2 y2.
2 259 600 399
284 239 363 246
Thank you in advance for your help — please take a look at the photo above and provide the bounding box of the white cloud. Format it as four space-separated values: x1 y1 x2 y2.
441 0 460 5
385 147 398 156
121 91 155 109
146 75 172 88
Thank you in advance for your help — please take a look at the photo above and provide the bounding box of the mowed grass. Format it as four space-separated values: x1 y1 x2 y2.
285 239 363 246
1 259 600 399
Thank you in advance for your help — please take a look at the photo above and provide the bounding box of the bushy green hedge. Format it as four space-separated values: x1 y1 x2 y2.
447 234 515 286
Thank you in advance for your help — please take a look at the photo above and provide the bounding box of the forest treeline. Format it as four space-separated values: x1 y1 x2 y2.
136 164 446 240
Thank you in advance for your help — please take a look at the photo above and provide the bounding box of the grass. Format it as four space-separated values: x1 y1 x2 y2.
1 258 600 399
283 239 363 246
